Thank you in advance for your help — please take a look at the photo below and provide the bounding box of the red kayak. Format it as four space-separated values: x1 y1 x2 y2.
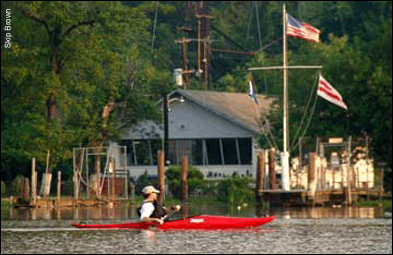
71 215 275 231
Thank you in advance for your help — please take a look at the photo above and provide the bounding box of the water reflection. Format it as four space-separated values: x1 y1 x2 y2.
7 206 139 221
2 205 388 221
269 206 386 219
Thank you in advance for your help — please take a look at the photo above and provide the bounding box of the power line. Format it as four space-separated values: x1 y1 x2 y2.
254 1 263 51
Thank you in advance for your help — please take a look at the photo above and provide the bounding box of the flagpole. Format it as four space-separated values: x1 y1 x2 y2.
282 4 290 191
248 6 323 192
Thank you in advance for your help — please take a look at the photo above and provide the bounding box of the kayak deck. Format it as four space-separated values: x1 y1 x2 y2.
70 215 276 230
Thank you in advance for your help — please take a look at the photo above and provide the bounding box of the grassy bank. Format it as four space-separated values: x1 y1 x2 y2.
357 199 392 210
357 194 392 210
2 194 391 210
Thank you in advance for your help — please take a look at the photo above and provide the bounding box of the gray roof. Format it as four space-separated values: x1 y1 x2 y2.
169 89 277 135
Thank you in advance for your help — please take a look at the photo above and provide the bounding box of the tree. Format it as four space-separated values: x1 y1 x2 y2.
1 1 167 186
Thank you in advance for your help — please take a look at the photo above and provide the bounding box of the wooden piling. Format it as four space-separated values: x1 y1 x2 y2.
74 165 79 206
181 205 189 219
57 171 61 207
308 152 317 204
31 158 37 207
23 177 30 199
111 168 115 201
379 167 384 200
256 150 265 202
268 149 277 190
157 150 165 206
181 156 188 206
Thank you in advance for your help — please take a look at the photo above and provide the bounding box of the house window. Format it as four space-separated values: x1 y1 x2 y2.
238 138 252 164
191 139 204 165
120 139 136 166
121 139 160 166
205 139 222 165
122 137 252 166
222 138 238 165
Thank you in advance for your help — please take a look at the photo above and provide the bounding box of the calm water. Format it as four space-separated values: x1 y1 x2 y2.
1 205 392 254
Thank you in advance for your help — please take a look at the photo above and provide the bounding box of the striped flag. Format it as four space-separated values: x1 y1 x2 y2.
317 75 348 110
248 81 259 105
286 13 320 43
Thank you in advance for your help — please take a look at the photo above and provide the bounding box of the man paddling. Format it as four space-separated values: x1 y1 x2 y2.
138 185 181 225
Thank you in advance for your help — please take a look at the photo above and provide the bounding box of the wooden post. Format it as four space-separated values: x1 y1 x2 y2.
256 150 265 203
42 173 52 199
31 158 37 207
366 136 370 201
346 136 352 205
379 167 384 200
74 166 79 205
124 146 128 200
111 168 115 201
157 150 165 206
268 149 277 190
23 177 30 200
181 156 188 219
308 152 316 204
57 171 61 207
181 156 188 205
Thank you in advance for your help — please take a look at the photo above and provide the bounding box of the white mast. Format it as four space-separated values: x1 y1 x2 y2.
281 4 291 191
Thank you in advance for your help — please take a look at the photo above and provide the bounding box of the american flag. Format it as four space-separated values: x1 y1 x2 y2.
286 13 320 43
317 75 348 110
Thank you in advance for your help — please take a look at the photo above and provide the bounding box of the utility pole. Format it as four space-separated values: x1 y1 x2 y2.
175 37 192 89
163 95 169 166
182 1 256 90
195 1 212 89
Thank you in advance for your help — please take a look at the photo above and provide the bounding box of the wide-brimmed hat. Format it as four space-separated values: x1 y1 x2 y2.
142 185 160 195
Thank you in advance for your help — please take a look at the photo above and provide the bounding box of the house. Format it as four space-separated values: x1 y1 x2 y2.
111 89 277 181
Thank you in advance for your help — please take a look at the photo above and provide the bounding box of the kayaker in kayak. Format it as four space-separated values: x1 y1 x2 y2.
138 185 181 225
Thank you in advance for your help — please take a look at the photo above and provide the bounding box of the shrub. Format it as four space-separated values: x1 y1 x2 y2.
135 170 158 195
165 165 205 199
1 181 6 197
217 176 254 205
11 175 24 195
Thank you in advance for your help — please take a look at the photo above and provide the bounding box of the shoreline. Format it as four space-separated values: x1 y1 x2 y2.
1 195 391 210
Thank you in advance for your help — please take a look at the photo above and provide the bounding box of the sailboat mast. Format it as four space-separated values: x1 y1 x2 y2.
248 4 322 191
282 4 290 191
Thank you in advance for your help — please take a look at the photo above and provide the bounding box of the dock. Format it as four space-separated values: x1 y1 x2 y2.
260 189 383 207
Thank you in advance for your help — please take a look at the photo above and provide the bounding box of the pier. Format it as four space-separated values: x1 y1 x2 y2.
260 189 383 207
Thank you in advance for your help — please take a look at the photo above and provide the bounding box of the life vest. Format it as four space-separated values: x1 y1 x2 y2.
137 201 167 219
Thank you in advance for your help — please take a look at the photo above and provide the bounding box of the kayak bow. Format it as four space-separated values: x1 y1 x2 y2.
70 215 275 230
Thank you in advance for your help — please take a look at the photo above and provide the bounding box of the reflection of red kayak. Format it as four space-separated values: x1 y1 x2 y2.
71 215 276 231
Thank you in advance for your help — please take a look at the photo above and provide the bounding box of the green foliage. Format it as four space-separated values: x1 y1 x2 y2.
1 181 6 198
216 176 254 205
165 165 205 199
357 198 392 210
10 175 24 195
62 179 74 196
1 1 166 182
135 170 158 195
